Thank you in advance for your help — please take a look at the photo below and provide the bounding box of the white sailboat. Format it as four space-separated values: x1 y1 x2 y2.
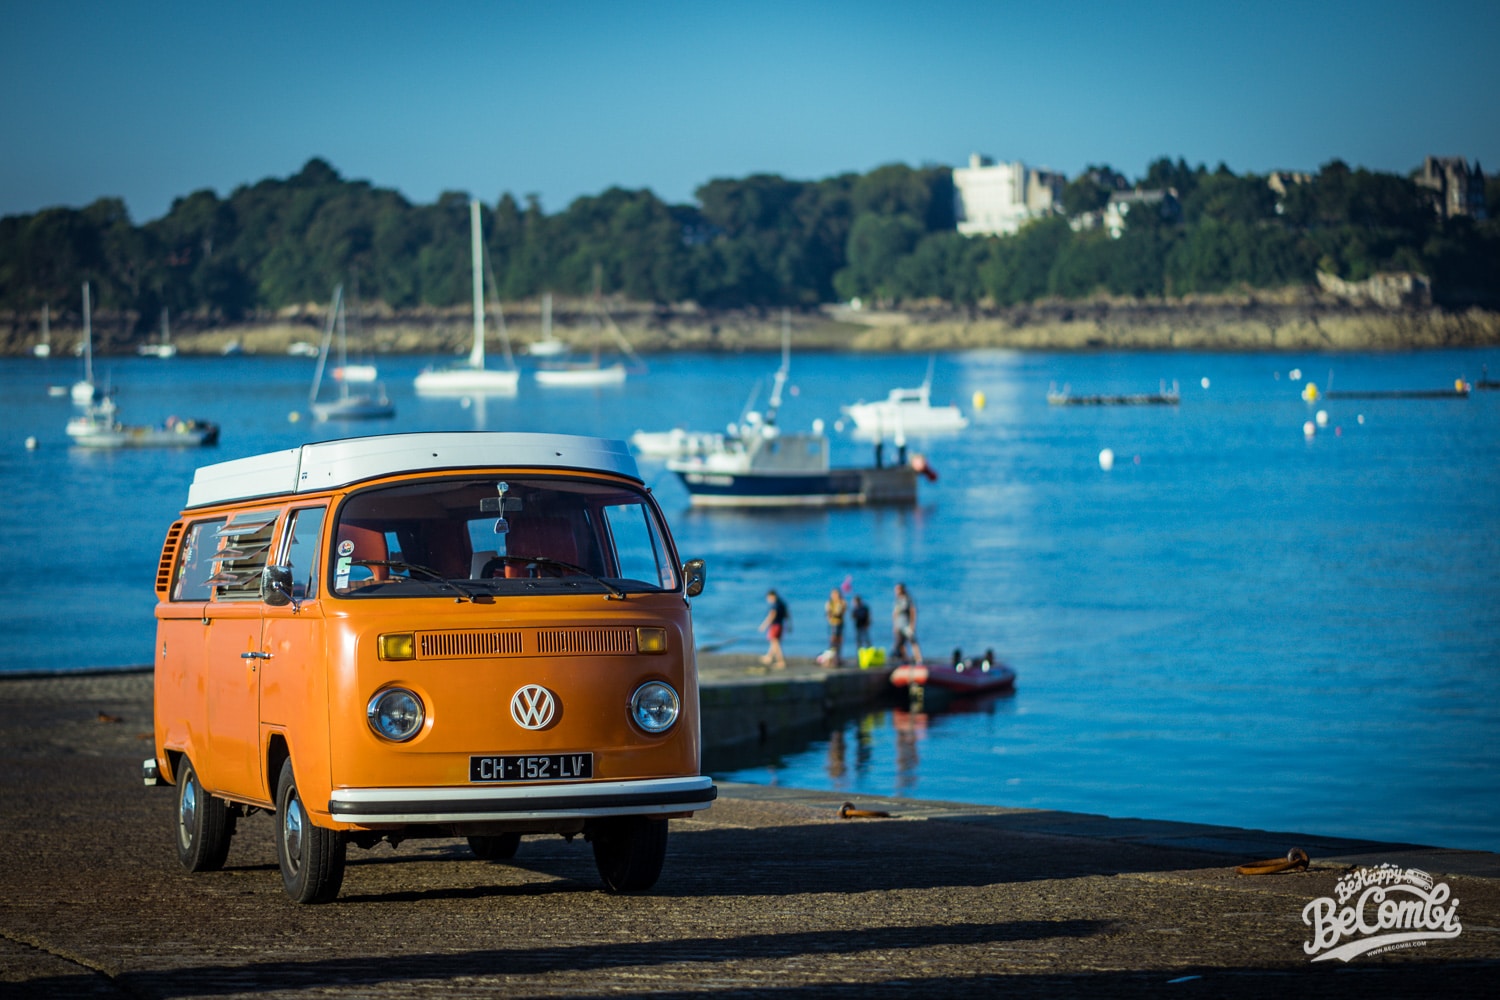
33 304 52 358
70 283 96 404
525 292 568 357
533 286 641 388
138 308 178 358
310 285 395 421
414 199 520 395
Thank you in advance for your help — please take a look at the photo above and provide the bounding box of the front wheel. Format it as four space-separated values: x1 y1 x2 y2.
275 759 346 904
590 817 668 893
175 756 235 872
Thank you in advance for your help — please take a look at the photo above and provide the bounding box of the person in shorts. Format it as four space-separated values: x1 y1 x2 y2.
758 589 789 669
891 582 923 665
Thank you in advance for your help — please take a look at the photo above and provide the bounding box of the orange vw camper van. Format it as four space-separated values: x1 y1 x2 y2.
146 432 714 903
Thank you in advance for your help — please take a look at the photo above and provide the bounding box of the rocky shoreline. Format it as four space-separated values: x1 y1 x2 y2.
6 291 1500 357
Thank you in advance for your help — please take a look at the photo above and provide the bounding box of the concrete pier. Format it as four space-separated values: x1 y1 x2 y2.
2 666 1496 997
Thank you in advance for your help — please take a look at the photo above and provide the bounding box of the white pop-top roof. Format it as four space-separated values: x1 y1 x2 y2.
186 432 640 509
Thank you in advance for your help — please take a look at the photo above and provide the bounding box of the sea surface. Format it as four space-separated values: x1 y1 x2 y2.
3 346 1498 852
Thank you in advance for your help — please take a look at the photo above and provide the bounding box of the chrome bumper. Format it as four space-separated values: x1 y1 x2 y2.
328 775 717 824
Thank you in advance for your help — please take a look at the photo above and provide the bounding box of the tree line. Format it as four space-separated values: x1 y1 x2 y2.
2 155 1497 333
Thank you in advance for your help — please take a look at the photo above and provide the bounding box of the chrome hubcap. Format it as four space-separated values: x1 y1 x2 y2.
283 794 304 872
178 778 197 848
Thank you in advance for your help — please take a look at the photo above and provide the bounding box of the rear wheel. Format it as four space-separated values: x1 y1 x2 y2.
175 756 234 872
590 817 668 892
467 833 521 861
275 759 346 904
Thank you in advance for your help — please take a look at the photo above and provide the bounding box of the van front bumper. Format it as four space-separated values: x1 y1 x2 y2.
328 775 717 824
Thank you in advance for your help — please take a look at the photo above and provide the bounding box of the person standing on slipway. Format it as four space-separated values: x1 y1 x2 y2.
851 594 872 650
823 588 847 667
892 582 922 665
758 589 789 669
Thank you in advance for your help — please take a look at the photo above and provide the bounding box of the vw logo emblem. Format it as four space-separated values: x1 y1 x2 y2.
510 685 557 730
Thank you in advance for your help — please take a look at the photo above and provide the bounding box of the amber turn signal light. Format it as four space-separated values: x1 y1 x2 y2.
378 632 416 660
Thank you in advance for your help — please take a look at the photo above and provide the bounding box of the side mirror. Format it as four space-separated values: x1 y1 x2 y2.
682 558 706 598
261 564 296 608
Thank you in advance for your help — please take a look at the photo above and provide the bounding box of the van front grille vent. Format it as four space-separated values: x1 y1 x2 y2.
419 630 524 658
536 627 636 656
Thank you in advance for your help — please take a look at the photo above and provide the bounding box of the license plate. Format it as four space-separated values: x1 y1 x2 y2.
469 753 594 782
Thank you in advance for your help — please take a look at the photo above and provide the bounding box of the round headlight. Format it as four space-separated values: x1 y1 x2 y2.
629 681 680 733
367 688 425 742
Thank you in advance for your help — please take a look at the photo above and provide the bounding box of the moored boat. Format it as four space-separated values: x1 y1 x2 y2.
309 285 395 421
66 395 219 448
889 649 1016 695
841 359 968 438
666 320 934 507
414 199 519 395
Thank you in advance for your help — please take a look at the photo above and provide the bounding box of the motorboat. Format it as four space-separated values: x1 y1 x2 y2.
841 359 968 438
66 394 219 448
309 285 395 421
666 318 931 507
414 199 520 395
889 649 1016 695
629 427 724 460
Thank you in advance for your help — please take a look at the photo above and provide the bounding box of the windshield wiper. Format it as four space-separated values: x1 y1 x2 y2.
352 559 483 601
486 554 627 600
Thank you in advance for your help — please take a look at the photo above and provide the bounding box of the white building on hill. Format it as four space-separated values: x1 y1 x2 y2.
953 153 1066 236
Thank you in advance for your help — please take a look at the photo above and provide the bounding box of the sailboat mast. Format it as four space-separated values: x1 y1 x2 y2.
767 309 790 420
469 198 486 370
310 285 341 406
82 282 93 383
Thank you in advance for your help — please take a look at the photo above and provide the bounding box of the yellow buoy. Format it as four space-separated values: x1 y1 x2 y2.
972 390 986 412
288 410 302 422
1301 382 1319 403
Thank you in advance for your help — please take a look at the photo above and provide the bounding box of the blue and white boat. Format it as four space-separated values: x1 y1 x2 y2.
665 323 926 507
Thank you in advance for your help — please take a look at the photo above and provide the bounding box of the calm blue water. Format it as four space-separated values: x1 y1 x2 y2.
3 347 1498 852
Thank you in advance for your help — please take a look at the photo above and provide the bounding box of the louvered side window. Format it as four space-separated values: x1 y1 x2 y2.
207 510 280 602
171 518 226 601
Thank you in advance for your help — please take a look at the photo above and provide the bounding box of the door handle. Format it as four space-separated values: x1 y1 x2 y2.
241 651 272 660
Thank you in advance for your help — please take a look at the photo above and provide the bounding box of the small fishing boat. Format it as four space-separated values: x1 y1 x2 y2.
414 199 520 395
309 285 395 421
66 394 219 448
889 649 1016 695
666 319 934 507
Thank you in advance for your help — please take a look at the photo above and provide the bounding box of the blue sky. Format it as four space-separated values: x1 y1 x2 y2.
3 0 1497 223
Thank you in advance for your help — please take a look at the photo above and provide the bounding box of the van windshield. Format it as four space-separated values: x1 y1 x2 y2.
330 476 678 599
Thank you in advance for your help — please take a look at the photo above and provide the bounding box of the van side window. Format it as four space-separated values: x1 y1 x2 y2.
281 507 327 599
172 519 227 601
206 510 280 602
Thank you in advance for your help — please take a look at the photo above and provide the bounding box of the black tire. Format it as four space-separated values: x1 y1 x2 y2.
590 817 668 893
175 756 234 872
274 758 346 904
467 833 521 861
